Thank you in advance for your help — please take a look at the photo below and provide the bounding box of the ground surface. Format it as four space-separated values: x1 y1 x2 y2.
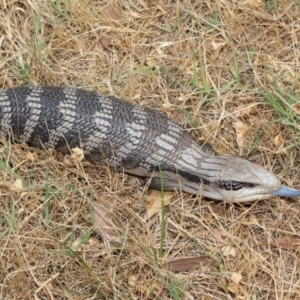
0 0 300 299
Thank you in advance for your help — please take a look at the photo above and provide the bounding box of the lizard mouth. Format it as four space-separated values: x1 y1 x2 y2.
269 185 300 197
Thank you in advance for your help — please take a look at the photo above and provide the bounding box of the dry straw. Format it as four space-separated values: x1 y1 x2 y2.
0 0 299 299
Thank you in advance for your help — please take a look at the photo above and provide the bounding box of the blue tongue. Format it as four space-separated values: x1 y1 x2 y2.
269 185 300 197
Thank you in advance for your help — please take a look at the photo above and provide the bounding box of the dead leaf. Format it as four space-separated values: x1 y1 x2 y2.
124 198 133 205
65 147 85 165
234 104 257 118
248 0 263 8
26 152 35 163
132 46 147 60
10 179 23 192
71 239 83 251
232 121 249 149
227 283 239 294
203 213 214 222
222 246 236 257
71 147 84 162
211 40 226 51
265 74 274 84
274 135 283 148
230 272 243 284
93 194 123 248
144 190 173 219
162 256 206 272
157 41 174 49
270 235 300 250
47 282 54 291
99 35 111 49
101 4 118 21
245 215 260 226
227 274 243 294
128 275 137 287
145 56 158 68
88 237 98 246
99 4 119 49
274 134 287 154
212 228 226 242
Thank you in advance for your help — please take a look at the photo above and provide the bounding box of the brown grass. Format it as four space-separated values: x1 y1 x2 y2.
0 0 300 299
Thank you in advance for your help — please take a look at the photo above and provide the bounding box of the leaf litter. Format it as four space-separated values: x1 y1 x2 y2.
93 193 124 249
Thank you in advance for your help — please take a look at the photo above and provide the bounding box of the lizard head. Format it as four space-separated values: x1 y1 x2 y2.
193 155 300 202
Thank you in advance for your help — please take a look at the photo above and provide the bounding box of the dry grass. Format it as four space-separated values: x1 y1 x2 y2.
0 0 300 299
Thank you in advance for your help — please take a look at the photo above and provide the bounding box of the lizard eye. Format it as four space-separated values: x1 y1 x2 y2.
219 181 245 191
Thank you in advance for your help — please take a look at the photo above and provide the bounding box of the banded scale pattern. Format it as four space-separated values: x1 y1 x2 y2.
0 86 211 190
